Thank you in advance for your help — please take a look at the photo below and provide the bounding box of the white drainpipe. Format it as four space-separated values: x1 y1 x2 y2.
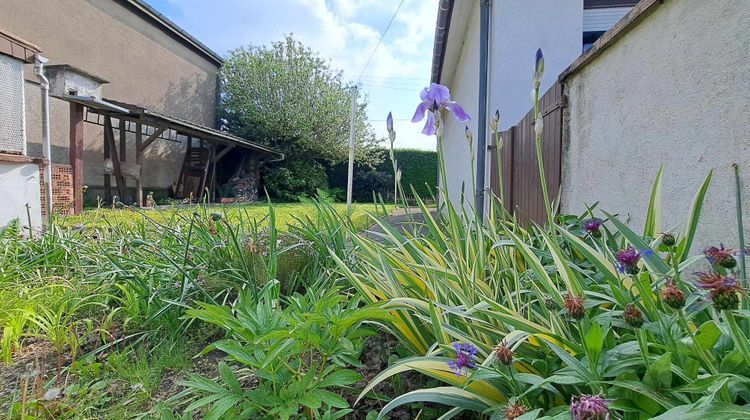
33 54 53 223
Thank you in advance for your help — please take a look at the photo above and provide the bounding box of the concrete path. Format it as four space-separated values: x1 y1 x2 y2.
363 207 438 243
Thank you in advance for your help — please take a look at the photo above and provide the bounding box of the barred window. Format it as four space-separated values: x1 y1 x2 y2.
0 54 26 154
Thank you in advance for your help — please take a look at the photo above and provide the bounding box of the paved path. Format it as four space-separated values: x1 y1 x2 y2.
363 207 437 243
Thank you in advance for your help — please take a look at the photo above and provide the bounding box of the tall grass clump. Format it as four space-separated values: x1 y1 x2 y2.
333 50 750 419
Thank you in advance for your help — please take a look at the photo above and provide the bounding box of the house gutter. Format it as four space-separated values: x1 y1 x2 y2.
476 0 490 219
430 0 454 83
33 54 53 223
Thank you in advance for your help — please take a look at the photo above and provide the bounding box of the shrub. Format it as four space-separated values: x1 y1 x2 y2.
352 169 392 202
263 159 328 202
326 148 437 202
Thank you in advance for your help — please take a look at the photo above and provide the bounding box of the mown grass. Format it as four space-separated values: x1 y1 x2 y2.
62 202 384 232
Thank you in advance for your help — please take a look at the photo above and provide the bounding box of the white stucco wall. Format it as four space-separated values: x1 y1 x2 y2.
441 1 480 210
561 0 750 251
0 162 42 231
489 0 583 131
440 0 583 210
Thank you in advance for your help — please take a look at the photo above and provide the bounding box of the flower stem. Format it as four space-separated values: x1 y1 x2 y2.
494 130 505 216
533 83 554 229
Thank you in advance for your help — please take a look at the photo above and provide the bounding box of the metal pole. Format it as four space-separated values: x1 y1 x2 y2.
475 0 491 220
34 55 53 224
346 86 358 213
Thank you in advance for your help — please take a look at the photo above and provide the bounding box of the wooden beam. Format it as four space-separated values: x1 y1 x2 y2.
104 116 126 200
69 102 84 214
119 118 127 200
198 145 214 202
174 136 191 198
135 123 143 206
103 120 111 202
138 127 166 152
213 144 235 162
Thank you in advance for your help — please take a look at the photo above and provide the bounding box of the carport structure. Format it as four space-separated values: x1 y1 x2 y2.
58 95 283 212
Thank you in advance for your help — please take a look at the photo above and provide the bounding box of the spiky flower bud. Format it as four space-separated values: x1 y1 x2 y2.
210 212 223 222
623 303 644 328
660 232 676 247
571 394 609 420
661 280 686 309
583 218 603 239
494 341 514 366
504 402 528 420
564 294 585 320
704 245 737 269
696 273 742 311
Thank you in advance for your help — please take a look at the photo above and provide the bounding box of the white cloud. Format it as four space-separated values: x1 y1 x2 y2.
154 0 439 150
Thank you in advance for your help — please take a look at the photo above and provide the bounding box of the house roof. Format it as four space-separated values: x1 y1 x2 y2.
57 94 283 160
105 98 284 159
0 27 41 63
122 0 224 66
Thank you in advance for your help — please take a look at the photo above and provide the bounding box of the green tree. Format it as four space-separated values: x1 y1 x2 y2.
220 35 380 199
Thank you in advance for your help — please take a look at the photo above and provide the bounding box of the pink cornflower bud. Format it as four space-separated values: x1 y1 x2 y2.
504 402 528 419
494 341 514 366
564 294 585 320
661 280 686 309
704 244 737 269
571 394 609 420
623 303 644 328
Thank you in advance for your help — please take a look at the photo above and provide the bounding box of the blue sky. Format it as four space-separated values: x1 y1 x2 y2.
147 0 439 150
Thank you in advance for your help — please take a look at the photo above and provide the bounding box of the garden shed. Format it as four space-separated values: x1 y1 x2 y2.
55 88 283 211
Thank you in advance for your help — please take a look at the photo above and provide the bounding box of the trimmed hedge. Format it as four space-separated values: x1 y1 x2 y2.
327 148 437 201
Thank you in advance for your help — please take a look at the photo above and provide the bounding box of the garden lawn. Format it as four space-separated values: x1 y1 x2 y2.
61 202 387 232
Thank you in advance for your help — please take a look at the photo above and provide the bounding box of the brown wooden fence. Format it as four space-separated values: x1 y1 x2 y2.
489 82 566 225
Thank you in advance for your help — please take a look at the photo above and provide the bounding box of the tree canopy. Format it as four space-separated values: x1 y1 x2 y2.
220 35 379 165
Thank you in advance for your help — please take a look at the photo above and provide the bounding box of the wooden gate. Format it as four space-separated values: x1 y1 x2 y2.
489 82 565 225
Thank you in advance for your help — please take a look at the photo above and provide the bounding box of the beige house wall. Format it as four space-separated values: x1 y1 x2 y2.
0 0 220 193
561 0 750 251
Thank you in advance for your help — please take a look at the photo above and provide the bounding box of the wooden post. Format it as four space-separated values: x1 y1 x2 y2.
119 118 127 201
135 123 143 206
103 116 111 202
69 103 84 214
104 116 126 200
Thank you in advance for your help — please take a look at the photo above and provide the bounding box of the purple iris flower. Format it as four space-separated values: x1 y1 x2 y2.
412 83 470 136
447 342 478 377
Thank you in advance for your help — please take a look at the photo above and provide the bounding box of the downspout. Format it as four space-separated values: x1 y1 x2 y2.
33 55 53 224
475 0 491 219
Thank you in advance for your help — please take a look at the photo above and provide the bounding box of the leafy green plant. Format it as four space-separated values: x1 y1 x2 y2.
179 284 386 419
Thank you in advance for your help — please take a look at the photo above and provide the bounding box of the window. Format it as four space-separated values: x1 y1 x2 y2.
583 31 607 53
0 54 26 155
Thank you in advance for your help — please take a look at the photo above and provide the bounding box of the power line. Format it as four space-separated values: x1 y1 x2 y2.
360 83 422 92
359 75 428 82
356 0 406 82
